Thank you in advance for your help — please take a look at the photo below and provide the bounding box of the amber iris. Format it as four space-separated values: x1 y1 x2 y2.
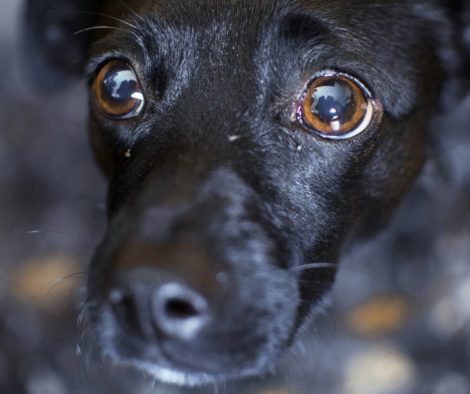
301 73 372 139
92 59 145 119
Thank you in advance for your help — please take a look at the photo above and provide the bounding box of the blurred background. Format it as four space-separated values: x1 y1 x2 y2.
1 1 470 393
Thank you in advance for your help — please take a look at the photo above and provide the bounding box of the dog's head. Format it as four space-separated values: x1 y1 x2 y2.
24 0 469 386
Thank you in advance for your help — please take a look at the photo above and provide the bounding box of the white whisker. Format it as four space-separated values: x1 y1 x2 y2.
289 262 337 273
117 0 146 22
78 11 138 29
73 25 129 36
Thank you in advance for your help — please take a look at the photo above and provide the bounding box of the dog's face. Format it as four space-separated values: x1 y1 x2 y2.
24 0 464 386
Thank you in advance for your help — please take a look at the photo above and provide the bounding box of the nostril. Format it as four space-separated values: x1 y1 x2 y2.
152 282 209 341
165 298 200 320
109 289 141 334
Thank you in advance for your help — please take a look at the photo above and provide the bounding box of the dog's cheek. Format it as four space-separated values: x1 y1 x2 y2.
88 117 134 179
357 115 426 234
229 265 300 367
89 123 115 178
357 50 444 234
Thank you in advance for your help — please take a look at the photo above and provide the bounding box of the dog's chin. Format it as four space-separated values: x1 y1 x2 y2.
102 344 278 387
92 307 287 387
128 359 272 387
135 363 226 386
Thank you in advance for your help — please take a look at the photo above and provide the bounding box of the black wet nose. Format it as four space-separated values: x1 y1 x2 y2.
108 270 210 341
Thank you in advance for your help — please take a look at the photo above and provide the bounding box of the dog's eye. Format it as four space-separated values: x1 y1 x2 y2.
298 72 375 139
92 60 145 119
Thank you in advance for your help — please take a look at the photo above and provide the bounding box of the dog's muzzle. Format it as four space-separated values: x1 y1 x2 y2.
87 168 300 384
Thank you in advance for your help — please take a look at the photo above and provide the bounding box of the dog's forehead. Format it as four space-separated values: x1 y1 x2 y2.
101 0 414 32
97 0 419 75
91 0 428 117
117 0 410 17
98 0 420 72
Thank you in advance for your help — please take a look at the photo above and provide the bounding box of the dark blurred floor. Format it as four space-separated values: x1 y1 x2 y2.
1 1 470 394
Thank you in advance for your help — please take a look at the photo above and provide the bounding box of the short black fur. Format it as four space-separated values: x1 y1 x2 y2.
24 0 470 387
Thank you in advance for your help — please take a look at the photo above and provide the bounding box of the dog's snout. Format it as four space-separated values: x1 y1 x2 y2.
152 282 210 340
102 236 221 344
89 167 299 378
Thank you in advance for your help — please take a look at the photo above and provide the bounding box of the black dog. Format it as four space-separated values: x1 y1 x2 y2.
24 0 469 387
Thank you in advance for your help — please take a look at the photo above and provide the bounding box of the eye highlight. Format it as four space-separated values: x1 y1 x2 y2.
92 59 145 120
297 71 377 139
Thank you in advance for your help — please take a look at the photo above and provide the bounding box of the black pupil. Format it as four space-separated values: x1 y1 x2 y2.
311 79 356 125
102 65 138 104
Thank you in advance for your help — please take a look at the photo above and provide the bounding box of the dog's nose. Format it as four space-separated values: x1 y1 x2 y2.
108 267 211 342
151 282 210 340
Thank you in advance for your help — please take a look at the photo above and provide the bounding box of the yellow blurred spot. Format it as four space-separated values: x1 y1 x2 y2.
10 253 81 311
346 295 410 337
343 344 415 394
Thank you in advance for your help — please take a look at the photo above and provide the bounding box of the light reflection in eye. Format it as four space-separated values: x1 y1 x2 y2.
92 59 145 120
298 71 376 140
